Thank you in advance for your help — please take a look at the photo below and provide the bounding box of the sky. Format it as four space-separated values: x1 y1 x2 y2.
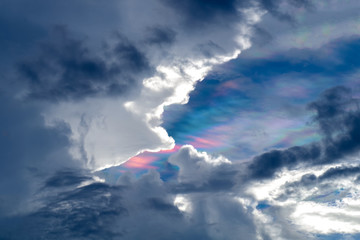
1 0 360 239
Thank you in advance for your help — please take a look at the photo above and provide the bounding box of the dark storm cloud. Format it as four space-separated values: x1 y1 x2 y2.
308 86 354 138
7 83 357 238
0 0 121 83
295 165 360 187
0 93 78 216
162 0 239 27
146 197 181 214
162 0 311 29
18 27 151 101
0 149 257 240
248 144 322 179
0 183 126 240
247 86 360 180
319 165 360 181
10 0 315 103
0 171 210 240
44 170 91 188
145 26 177 46
172 166 237 193
0 15 46 68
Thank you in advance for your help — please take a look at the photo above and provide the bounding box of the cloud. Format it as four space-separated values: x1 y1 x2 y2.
44 169 92 188
18 26 150 101
2 83 360 238
247 86 360 180
162 0 240 28
0 147 258 240
1 1 360 239
162 0 311 29
30 0 265 170
6 0 317 171
0 93 79 216
169 145 231 186
240 0 360 59
162 36 360 164
145 26 177 46
234 85 360 238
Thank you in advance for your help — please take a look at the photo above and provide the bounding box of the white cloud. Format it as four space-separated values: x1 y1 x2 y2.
43 3 264 170
242 158 360 237
243 0 360 59
292 197 360 234
169 145 231 185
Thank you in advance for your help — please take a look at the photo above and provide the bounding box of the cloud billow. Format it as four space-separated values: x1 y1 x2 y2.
4 0 315 171
18 27 151 101
3 0 360 239
2 85 360 239
248 86 360 179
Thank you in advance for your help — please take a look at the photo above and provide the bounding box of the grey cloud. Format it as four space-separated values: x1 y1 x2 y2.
0 172 202 239
0 93 78 216
257 0 312 22
247 86 360 180
171 167 237 194
162 0 239 28
145 26 177 46
248 144 321 179
146 197 181 215
250 26 273 47
195 41 226 58
0 149 257 240
2 85 356 239
308 86 354 138
319 165 360 181
2 183 126 240
289 165 360 189
18 27 151 101
162 0 312 30
44 170 92 188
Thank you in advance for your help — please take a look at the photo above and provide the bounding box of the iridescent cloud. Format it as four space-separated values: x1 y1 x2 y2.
116 37 360 177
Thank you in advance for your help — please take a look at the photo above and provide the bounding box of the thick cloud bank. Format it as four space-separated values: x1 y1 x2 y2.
3 0 360 239
7 0 312 170
2 85 360 239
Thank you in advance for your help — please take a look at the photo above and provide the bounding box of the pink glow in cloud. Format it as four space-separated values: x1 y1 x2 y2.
123 155 158 169
214 80 242 97
123 145 182 169
188 136 224 149
157 144 182 153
